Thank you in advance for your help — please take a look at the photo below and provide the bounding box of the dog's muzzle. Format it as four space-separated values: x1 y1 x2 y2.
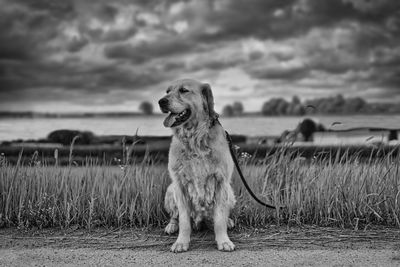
158 97 191 128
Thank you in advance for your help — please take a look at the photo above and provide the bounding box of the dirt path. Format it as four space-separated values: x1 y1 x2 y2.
1 226 399 266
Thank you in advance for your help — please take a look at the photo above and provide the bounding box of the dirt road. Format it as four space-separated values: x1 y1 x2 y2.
1 226 399 266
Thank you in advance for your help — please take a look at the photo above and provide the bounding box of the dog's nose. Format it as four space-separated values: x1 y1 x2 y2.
158 98 168 108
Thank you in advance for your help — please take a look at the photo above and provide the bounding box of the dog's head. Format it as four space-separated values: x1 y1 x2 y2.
158 79 218 128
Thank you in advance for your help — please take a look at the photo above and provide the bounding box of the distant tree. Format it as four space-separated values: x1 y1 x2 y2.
325 94 345 114
286 96 305 115
343 97 366 113
276 99 289 115
261 100 275 115
261 101 273 116
261 94 399 116
261 98 290 116
232 101 244 116
292 95 301 105
291 104 306 115
222 105 234 117
139 101 153 115
333 94 345 107
304 94 366 115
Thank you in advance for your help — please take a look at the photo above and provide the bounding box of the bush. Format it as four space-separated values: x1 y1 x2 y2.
222 105 234 117
139 101 154 115
232 102 244 116
47 130 94 146
298 118 317 142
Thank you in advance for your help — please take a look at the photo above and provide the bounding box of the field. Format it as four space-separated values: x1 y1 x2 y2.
1 144 400 265
1 146 399 229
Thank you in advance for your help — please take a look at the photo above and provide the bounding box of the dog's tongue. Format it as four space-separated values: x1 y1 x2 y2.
163 113 177 127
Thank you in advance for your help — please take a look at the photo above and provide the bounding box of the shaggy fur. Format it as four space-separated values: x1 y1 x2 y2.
159 79 236 252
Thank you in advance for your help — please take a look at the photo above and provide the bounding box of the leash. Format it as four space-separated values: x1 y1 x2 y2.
224 130 277 209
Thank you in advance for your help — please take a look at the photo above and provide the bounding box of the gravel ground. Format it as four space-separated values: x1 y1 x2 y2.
1 226 399 266
1 247 399 266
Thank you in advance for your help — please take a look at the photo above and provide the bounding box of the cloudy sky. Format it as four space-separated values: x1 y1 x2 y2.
1 0 400 113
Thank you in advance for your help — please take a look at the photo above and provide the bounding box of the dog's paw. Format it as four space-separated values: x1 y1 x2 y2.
217 239 235 252
171 241 189 253
227 218 235 229
165 222 179 235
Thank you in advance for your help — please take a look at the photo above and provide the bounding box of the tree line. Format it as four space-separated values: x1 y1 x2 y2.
222 94 400 117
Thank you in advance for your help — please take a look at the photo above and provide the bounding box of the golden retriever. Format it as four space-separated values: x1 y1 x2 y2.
159 78 236 252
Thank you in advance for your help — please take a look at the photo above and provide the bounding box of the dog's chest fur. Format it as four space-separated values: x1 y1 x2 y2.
169 126 231 219
172 146 221 214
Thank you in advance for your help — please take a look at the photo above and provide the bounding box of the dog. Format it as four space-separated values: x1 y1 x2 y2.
159 79 236 253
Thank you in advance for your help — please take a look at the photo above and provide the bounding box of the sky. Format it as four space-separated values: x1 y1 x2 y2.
0 0 400 113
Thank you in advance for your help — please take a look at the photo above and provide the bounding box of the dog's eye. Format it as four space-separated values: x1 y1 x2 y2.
179 87 189 93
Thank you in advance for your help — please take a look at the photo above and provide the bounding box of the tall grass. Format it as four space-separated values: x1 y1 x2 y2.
0 146 399 229
0 152 170 229
235 146 400 228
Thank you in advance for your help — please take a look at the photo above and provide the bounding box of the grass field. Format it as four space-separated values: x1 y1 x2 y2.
0 146 399 229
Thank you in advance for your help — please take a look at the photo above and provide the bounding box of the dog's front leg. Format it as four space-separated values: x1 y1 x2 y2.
213 185 235 252
171 189 191 253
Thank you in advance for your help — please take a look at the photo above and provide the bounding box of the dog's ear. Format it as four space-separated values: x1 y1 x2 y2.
201 83 218 121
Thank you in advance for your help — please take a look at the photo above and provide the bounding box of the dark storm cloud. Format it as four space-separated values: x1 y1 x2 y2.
1 0 400 111
241 1 399 87
96 4 119 22
97 65 168 89
0 0 158 102
73 3 138 45
83 26 137 44
163 61 185 70
188 56 246 72
14 0 75 19
0 0 138 58
1 60 165 90
344 0 400 18
372 66 400 89
169 0 299 42
370 47 400 68
67 37 90 53
104 37 194 63
0 60 107 95
0 5 60 61
189 59 240 71
246 64 309 81
162 0 400 98
172 0 381 42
